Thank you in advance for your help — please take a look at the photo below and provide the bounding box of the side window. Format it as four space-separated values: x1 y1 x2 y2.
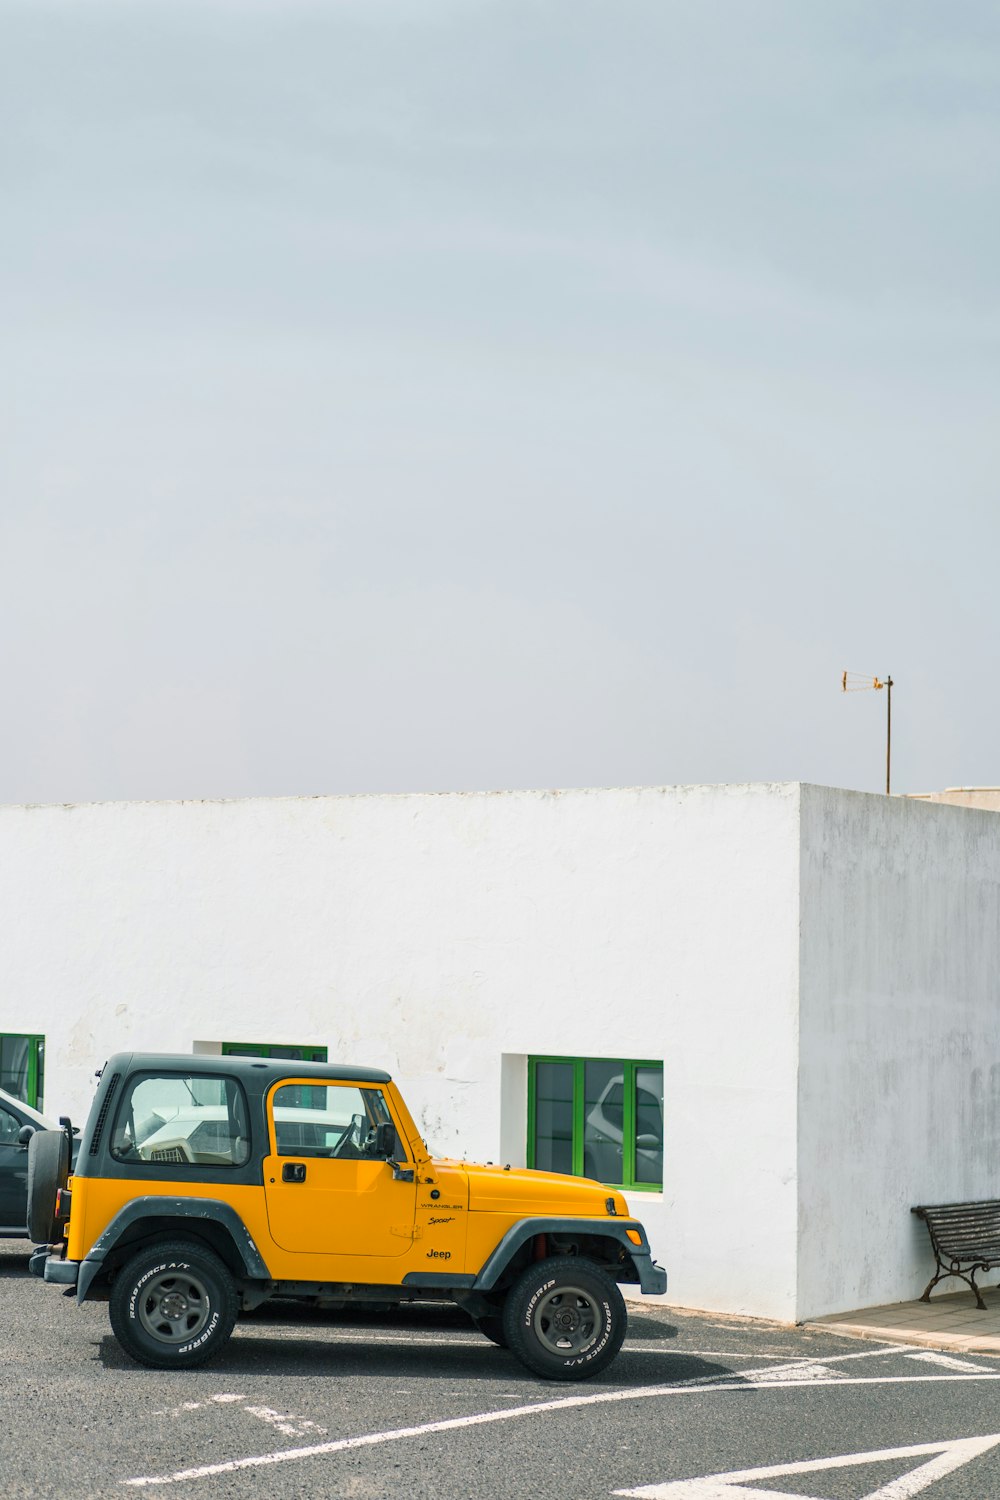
110 1074 250 1167
272 1083 393 1159
0 1106 22 1146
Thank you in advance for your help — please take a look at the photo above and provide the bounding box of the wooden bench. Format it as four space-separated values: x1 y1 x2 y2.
911 1199 1000 1309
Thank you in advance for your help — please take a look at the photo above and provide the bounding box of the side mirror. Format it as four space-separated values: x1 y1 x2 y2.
373 1121 398 1159
17 1125 35 1147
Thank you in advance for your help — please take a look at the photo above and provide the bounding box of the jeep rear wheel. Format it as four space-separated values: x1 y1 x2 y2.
109 1241 238 1369
502 1256 626 1380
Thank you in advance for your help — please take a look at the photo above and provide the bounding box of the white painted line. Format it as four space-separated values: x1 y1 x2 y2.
243 1406 327 1439
150 1398 247 1419
615 1431 1000 1499
123 1372 1000 1487
801 1346 915 1363
742 1361 844 1385
905 1351 996 1373
632 1349 812 1360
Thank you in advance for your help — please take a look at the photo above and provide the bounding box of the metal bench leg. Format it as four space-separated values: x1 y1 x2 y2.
919 1264 946 1303
920 1262 987 1310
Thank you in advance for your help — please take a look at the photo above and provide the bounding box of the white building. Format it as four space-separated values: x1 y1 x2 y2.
2 781 999 1323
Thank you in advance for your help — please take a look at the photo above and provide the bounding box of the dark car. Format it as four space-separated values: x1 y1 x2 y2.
0 1088 79 1238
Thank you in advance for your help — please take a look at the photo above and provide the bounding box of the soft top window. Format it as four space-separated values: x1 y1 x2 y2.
110 1073 250 1167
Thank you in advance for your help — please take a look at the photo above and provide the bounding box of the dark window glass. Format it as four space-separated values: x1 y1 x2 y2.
0 1106 20 1145
533 1062 574 1175
634 1066 664 1186
584 1060 624 1184
223 1043 327 1063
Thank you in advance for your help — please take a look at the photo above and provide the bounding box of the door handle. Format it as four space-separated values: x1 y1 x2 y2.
282 1162 307 1183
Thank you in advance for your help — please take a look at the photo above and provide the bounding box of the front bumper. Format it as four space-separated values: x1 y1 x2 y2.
29 1248 79 1287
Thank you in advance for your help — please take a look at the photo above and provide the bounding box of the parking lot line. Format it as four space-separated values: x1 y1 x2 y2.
122 1370 1000 1488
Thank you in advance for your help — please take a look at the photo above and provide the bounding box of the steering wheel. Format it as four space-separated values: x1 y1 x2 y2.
330 1114 366 1158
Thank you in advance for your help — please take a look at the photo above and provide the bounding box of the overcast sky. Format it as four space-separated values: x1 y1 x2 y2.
2 1 998 805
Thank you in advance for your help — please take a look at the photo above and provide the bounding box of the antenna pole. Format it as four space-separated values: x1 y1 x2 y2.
841 670 895 795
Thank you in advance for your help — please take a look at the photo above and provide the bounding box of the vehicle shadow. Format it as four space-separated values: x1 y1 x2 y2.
0 1246 31 1277
95 1332 735 1387
95 1303 731 1387
240 1300 680 1340
622 1312 680 1341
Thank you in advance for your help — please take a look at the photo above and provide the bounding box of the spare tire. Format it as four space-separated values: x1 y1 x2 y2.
27 1129 70 1243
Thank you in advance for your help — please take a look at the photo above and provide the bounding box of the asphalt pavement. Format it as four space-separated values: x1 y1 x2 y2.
5 1238 1000 1500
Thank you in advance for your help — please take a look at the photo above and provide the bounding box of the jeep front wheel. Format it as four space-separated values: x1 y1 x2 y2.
109 1241 238 1369
502 1256 626 1380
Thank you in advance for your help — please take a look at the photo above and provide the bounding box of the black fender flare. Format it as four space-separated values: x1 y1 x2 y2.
76 1197 272 1302
472 1217 667 1296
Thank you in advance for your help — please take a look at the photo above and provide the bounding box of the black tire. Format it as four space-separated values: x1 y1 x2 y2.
109 1241 238 1369
26 1130 70 1242
502 1256 626 1381
473 1312 509 1348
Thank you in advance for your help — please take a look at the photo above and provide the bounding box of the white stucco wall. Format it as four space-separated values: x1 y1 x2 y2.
0 782 803 1321
797 785 1000 1320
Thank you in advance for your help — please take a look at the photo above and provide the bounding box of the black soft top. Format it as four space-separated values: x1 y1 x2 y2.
101 1052 392 1088
75 1052 395 1184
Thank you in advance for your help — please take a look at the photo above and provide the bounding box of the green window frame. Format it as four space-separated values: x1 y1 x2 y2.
0 1034 45 1111
221 1042 328 1064
527 1055 663 1192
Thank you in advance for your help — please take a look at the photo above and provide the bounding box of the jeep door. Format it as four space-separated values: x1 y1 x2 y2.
263 1081 416 1257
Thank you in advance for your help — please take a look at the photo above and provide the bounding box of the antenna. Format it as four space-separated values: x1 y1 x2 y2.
841 671 894 794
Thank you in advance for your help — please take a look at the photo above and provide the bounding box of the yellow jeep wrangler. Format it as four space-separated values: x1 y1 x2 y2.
28 1053 666 1380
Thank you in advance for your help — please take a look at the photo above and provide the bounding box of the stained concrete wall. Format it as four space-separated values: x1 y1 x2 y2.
797 785 1000 1320
0 783 803 1320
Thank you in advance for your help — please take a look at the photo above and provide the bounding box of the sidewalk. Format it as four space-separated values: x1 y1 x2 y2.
808 1284 1000 1354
